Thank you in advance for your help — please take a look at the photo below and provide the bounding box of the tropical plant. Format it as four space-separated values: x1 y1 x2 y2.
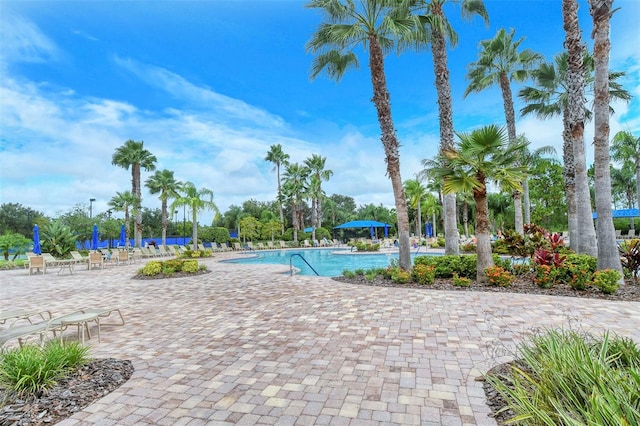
611 129 640 223
281 162 309 243
41 221 78 258
306 0 413 270
593 269 621 294
304 154 333 240
431 125 526 282
404 178 427 238
145 169 182 246
239 216 261 242
404 0 489 255
0 340 90 396
561 0 598 256
589 0 623 275
619 239 640 284
111 139 157 248
465 28 542 235
0 232 32 261
171 182 219 251
108 191 137 249
265 144 290 235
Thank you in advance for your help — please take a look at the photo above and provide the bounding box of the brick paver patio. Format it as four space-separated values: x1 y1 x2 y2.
2 252 639 425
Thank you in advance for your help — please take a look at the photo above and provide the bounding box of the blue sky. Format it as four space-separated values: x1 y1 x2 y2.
1 0 638 226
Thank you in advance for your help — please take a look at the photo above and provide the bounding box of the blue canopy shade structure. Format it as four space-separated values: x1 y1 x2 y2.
91 224 99 250
304 227 313 233
592 208 639 219
33 224 41 255
334 220 392 237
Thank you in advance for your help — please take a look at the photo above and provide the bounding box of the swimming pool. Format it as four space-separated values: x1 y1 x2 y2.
224 248 433 277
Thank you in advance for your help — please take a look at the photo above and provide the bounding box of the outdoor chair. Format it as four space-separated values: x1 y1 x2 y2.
28 255 46 275
267 241 275 249
88 252 104 269
279 240 287 249
70 251 88 264
118 249 130 264
233 242 242 251
256 242 265 250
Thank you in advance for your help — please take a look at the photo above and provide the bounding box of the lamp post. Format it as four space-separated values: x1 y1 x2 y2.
89 198 96 218
183 205 186 246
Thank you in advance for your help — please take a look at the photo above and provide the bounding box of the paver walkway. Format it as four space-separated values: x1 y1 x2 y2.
1 253 639 425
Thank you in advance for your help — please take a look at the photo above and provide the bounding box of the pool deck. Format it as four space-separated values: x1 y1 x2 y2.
2 252 639 425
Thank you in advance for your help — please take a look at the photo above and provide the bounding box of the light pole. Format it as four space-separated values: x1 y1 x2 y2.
89 198 96 218
174 210 178 240
183 205 186 246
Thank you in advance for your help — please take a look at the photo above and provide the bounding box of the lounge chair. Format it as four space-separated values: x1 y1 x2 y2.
233 242 242 251
118 249 131 264
70 251 88 264
267 241 275 249
156 245 170 257
166 245 179 256
28 255 46 275
1 309 52 325
256 242 265 250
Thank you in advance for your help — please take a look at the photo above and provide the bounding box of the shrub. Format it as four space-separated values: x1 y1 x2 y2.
412 264 435 285
619 239 640 284
163 259 183 273
364 270 378 281
342 269 356 278
41 221 78 258
460 242 476 253
391 268 410 284
140 261 163 276
485 329 640 425
0 340 90 396
593 269 621 294
452 273 471 287
354 268 365 276
182 260 199 273
566 262 592 290
485 265 514 287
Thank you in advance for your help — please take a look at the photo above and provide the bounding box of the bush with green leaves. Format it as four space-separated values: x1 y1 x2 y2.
486 329 640 425
41 221 79 258
0 232 32 261
593 269 621 294
342 269 356 278
0 340 90 396
140 260 163 276
182 259 199 273
412 263 435 285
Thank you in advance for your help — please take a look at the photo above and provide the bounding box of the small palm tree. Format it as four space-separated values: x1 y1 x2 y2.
304 154 333 240
108 191 137 248
111 140 157 247
432 125 526 282
611 130 640 215
306 0 413 270
404 179 427 238
281 163 309 243
145 169 182 246
465 28 542 235
265 144 290 235
171 182 219 251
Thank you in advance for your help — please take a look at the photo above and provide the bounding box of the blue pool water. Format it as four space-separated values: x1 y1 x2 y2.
224 248 433 277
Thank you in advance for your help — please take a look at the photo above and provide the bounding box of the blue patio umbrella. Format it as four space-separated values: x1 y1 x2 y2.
119 224 126 247
33 224 42 254
91 224 99 250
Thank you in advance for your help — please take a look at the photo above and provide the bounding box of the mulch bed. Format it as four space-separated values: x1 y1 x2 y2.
132 269 211 280
0 359 133 426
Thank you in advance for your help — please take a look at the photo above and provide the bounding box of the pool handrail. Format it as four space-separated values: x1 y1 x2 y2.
289 253 320 276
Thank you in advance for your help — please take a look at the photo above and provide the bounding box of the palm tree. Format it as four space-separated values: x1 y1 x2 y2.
304 154 333 239
403 0 489 255
611 130 640 216
464 28 542 235
145 169 182 246
513 135 557 225
432 125 526 282
171 182 218 251
108 191 137 249
265 144 290 235
562 0 597 256
281 162 309 243
519 52 630 248
306 0 413 270
111 140 157 247
421 192 441 238
589 0 622 276
404 178 427 238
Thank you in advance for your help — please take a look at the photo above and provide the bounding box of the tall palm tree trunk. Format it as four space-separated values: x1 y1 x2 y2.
523 178 531 225
562 111 579 248
191 209 198 251
277 165 285 235
132 165 143 248
161 200 167 246
368 35 411 270
590 0 622 275
474 183 493 283
431 19 459 255
563 0 597 256
499 72 524 235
